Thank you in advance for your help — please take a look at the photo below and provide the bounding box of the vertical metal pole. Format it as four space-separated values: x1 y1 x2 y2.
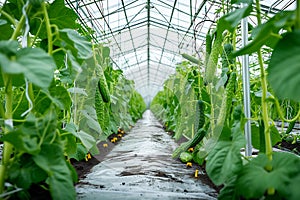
241 4 252 156
147 0 151 106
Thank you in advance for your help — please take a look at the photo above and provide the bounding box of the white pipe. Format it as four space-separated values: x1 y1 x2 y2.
241 3 252 156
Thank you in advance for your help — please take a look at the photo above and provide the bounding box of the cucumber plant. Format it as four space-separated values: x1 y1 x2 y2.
0 0 146 199
151 0 300 199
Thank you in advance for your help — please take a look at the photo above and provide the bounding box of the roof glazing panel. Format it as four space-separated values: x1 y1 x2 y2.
65 0 296 104
0 0 295 104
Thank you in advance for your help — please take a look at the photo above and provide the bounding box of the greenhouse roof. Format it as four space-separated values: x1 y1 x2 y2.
4 0 296 105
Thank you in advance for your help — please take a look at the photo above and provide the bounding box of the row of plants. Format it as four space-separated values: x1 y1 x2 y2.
151 0 300 199
0 0 146 199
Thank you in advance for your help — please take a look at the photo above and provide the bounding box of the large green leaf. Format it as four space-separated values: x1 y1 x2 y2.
69 143 88 161
80 105 102 134
232 11 295 57
8 155 47 189
16 48 55 88
1 0 23 20
30 0 78 38
60 29 93 59
6 109 57 149
58 51 82 84
236 152 300 199
0 47 55 88
267 30 300 101
206 125 245 186
218 176 239 200
29 0 44 7
61 133 77 157
217 1 253 33
35 107 57 142
289 173 300 200
0 40 18 55
43 86 72 110
65 123 96 151
0 21 13 40
33 143 76 200
1 130 40 154
48 0 78 30
251 123 281 152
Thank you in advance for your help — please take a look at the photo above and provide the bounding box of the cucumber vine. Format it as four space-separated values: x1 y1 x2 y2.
0 1 146 199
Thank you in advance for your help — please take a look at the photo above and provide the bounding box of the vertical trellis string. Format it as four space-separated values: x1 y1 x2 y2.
21 0 34 117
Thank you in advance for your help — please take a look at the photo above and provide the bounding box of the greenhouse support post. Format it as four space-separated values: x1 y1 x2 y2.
241 4 252 157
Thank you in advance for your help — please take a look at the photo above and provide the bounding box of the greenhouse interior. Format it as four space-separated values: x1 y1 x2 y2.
0 0 300 199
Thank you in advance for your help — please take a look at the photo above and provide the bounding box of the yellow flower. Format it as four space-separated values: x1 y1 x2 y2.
186 162 192 167
117 134 122 138
85 153 92 161
103 143 108 148
111 137 118 143
188 147 194 152
194 169 199 178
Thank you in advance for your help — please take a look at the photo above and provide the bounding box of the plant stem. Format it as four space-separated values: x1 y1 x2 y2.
255 0 272 161
0 76 14 194
258 51 272 161
273 98 300 122
0 3 31 193
42 2 53 55
0 9 16 26
28 83 34 108
10 15 25 40
296 0 300 30
255 0 262 25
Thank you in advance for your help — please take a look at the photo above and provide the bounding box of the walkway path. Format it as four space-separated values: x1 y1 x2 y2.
76 110 217 199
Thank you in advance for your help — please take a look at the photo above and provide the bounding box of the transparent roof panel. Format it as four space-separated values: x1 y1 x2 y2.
0 0 295 105
65 0 296 105
66 0 216 104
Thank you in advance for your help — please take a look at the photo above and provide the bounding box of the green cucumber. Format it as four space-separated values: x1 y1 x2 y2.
172 128 207 158
225 72 236 119
98 66 110 103
179 152 193 163
182 53 201 65
285 120 296 134
197 100 205 130
205 32 223 84
221 43 234 70
205 32 213 65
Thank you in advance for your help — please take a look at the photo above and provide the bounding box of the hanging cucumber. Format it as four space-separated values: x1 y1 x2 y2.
98 66 110 103
225 72 236 118
205 32 213 66
182 53 201 65
205 32 223 84
95 89 105 130
194 100 205 132
197 100 206 130
221 43 234 70
215 72 237 126
285 120 296 134
172 128 207 158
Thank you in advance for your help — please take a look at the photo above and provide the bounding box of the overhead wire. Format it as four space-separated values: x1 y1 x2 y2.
193 1 216 58
120 0 144 80
154 0 178 83
90 0 133 71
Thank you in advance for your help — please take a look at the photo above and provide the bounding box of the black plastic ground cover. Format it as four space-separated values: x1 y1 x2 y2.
76 110 217 200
